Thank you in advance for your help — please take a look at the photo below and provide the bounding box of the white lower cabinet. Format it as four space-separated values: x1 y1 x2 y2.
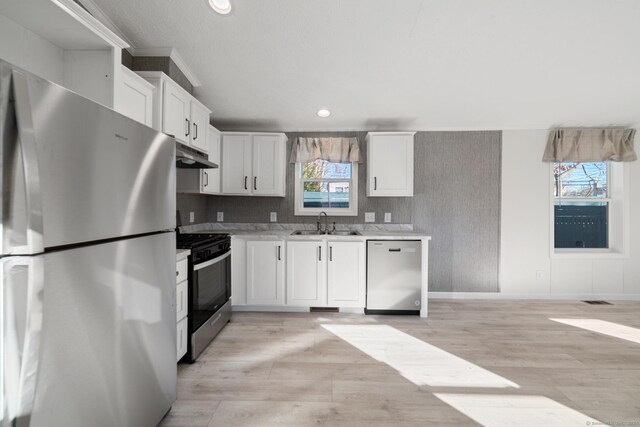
286 241 327 307
246 240 285 305
327 241 366 307
176 317 188 361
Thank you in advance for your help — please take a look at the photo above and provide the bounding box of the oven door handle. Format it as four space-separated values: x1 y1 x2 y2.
194 251 231 271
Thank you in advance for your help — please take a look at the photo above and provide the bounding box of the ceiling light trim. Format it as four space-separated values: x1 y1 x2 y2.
131 47 203 87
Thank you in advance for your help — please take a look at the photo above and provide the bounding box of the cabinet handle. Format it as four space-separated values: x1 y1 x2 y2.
277 245 281 261
204 171 208 187
185 118 190 137
244 176 248 190
193 123 198 140
329 246 333 261
176 270 179 276
374 176 377 190
254 177 257 190
318 246 322 261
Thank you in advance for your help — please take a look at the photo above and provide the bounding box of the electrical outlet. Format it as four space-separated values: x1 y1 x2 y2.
384 213 391 223
365 212 375 223
217 212 224 222
270 212 277 222
189 211 195 223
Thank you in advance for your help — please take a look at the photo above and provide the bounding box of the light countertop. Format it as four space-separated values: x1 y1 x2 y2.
176 248 190 261
198 229 430 241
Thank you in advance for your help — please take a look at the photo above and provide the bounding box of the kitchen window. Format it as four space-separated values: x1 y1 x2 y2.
552 161 627 255
294 159 358 216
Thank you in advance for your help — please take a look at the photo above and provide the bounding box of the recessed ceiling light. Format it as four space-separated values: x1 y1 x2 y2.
317 109 331 118
209 0 231 15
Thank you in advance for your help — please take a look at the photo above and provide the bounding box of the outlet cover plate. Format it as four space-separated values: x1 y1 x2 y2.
365 212 375 223
270 212 277 222
384 213 391 223
189 211 194 223
217 212 224 222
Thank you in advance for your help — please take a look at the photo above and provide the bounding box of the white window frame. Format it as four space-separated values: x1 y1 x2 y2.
294 161 358 216
550 161 629 258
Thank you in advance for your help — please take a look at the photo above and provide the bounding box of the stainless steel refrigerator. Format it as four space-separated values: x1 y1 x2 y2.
0 60 177 426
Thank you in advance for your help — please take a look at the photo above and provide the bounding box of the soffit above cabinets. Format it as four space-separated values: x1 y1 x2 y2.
0 0 128 50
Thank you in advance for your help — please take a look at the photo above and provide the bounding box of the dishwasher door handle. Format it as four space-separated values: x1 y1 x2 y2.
388 248 402 252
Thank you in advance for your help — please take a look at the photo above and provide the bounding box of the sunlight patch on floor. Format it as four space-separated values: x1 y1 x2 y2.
550 318 640 344
434 393 599 427
322 324 519 388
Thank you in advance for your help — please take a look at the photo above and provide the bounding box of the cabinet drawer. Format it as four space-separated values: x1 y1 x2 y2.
176 280 188 321
176 258 188 283
176 316 188 361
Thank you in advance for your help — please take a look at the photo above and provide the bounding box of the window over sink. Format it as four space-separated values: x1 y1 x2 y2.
294 159 358 216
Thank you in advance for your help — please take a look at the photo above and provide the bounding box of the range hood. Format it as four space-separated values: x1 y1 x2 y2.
176 142 218 169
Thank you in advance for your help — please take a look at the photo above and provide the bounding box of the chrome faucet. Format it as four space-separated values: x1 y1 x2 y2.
317 211 328 234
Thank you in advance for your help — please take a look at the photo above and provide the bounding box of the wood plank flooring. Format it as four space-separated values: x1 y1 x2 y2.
160 300 640 426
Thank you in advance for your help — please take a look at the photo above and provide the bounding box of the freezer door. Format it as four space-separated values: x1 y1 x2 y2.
1 61 175 255
1 232 177 427
366 240 422 311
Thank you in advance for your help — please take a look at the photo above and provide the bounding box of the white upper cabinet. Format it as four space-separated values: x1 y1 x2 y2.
366 132 415 197
222 134 253 195
246 240 285 306
286 241 326 307
221 132 287 197
189 100 209 152
201 126 221 194
115 65 154 127
137 71 211 150
327 241 366 307
163 79 191 144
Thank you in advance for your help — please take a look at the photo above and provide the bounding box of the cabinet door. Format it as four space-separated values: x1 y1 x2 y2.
246 240 285 305
176 280 188 321
327 241 366 307
190 101 210 153
367 133 414 197
177 317 188 361
201 126 221 194
252 134 285 196
222 134 252 194
116 66 153 126
163 80 190 144
286 241 326 307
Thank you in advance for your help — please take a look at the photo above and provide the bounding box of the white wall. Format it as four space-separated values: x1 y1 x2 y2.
0 14 64 84
500 130 640 299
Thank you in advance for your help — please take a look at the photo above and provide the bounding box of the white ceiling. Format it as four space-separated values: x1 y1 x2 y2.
92 0 640 131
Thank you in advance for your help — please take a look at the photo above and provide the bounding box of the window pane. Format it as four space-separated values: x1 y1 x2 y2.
554 201 608 248
302 160 351 180
554 162 607 198
303 181 350 208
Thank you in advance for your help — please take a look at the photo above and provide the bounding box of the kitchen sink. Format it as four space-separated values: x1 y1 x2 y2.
290 230 326 235
290 230 361 236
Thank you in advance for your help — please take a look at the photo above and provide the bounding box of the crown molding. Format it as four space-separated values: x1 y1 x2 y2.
70 0 134 49
131 47 202 87
53 0 129 49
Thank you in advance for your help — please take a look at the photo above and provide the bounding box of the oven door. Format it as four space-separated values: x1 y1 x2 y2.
191 250 230 332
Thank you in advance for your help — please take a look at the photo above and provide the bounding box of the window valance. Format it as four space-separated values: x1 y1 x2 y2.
290 137 361 164
543 128 637 162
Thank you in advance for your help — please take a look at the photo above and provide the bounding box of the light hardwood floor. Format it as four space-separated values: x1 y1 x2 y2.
161 300 640 426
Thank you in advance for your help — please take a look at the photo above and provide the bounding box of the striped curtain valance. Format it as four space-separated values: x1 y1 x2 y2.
290 137 361 164
543 128 637 162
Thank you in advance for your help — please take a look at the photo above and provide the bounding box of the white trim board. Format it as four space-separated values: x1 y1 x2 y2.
429 292 640 301
54 0 129 48
130 47 202 87
70 0 134 48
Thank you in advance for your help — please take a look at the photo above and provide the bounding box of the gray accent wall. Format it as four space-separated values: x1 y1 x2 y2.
177 130 501 292
123 56 193 94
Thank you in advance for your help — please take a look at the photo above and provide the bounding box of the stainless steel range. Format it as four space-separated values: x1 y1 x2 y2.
177 233 231 362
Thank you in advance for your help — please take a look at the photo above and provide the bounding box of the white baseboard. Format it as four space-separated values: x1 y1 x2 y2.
231 305 310 312
428 292 640 301
338 307 364 314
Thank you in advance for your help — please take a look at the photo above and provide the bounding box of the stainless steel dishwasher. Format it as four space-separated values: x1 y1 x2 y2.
366 240 422 314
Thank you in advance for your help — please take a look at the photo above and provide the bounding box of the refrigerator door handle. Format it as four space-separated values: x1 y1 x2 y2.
10 70 44 254
2 256 45 425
